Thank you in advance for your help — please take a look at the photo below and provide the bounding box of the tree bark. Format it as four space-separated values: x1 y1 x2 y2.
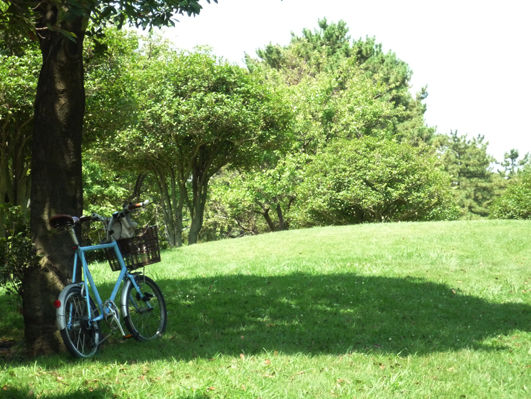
188 185 208 244
0 117 32 207
187 165 210 245
262 207 276 232
22 8 85 356
155 170 177 247
276 204 288 230
174 179 186 247
155 168 185 247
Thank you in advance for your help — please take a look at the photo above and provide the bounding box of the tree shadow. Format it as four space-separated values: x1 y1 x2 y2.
2 272 529 366
0 387 111 399
0 388 209 399
118 272 529 361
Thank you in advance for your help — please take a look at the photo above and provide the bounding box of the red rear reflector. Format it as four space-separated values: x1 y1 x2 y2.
53 300 61 308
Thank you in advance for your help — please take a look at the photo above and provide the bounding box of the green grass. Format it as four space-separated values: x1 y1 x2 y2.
1 220 530 398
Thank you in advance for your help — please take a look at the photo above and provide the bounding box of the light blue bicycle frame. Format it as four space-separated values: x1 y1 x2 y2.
71 240 144 327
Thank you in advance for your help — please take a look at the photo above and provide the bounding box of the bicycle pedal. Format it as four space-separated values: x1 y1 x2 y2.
122 334 133 340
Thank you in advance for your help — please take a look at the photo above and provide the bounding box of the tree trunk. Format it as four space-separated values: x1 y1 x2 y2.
13 119 32 208
262 207 276 232
23 10 85 356
155 169 184 247
170 172 185 247
174 179 186 247
276 204 288 230
187 170 209 245
156 171 177 247
0 116 32 208
0 137 8 204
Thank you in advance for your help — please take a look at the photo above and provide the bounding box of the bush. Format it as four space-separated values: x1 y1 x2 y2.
0 205 37 296
295 138 459 225
490 166 531 219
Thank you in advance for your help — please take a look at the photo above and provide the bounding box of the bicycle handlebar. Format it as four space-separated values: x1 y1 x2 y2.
79 215 93 223
127 199 150 211
50 200 150 231
113 200 150 219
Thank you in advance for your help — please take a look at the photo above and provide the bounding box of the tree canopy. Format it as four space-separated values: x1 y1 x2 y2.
218 19 439 233
298 138 457 225
0 41 39 209
1 16 529 356
1 0 214 356
0 0 212 32
87 37 292 245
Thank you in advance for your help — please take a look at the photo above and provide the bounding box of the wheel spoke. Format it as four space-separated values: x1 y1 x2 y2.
58 286 99 358
124 276 166 341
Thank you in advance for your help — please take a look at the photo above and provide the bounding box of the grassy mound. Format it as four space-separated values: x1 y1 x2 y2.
1 220 529 398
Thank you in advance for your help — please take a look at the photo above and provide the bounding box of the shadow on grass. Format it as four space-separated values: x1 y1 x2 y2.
0 387 111 399
0 387 209 399
126 272 529 360
2 273 530 364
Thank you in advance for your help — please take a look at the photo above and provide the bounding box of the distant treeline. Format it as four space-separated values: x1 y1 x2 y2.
1 20 529 255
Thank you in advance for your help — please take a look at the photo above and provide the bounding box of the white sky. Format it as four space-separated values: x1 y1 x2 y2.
160 0 531 162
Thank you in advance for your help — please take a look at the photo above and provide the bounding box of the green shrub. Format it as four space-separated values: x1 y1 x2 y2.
490 165 531 219
295 138 459 225
0 205 37 296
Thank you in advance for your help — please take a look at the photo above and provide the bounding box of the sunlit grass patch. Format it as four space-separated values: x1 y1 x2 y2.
1 220 529 398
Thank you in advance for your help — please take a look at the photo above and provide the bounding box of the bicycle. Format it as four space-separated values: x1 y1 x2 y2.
50 200 167 358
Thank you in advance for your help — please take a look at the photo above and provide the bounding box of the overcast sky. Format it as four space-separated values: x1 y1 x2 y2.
160 0 531 162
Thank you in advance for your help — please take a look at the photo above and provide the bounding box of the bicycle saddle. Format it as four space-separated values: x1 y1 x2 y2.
50 214 79 230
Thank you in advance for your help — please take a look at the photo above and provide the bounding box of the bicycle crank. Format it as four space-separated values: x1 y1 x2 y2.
103 300 127 337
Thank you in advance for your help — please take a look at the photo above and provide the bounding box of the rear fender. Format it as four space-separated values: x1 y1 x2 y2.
56 283 84 330
120 277 135 317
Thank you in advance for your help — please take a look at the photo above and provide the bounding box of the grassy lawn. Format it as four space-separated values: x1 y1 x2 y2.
1 220 530 398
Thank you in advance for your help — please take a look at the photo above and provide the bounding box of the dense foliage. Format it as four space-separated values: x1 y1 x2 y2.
296 138 458 225
0 42 39 210
0 20 529 295
0 204 37 295
84 35 292 245
437 131 496 217
207 19 449 235
2 0 215 355
490 164 531 219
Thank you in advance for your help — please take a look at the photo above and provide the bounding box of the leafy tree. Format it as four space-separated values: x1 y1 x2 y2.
205 170 262 238
98 46 292 245
0 39 40 302
82 158 130 216
498 149 530 178
0 204 38 296
83 28 141 147
296 138 457 225
254 19 353 81
251 19 433 146
438 131 496 217
490 164 531 219
0 0 213 355
237 154 301 232
82 33 184 246
82 29 147 216
0 40 39 211
211 152 303 235
226 19 435 232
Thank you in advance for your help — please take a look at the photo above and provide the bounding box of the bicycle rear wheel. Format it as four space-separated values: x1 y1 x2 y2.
122 275 167 341
58 285 100 358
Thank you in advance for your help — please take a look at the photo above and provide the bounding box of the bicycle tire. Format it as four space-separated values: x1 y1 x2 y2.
122 275 167 341
58 285 100 358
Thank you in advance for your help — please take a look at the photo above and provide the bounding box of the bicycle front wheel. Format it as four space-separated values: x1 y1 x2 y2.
122 275 167 341
58 285 100 358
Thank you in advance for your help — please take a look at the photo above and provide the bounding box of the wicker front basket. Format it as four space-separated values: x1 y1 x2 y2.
106 226 161 271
